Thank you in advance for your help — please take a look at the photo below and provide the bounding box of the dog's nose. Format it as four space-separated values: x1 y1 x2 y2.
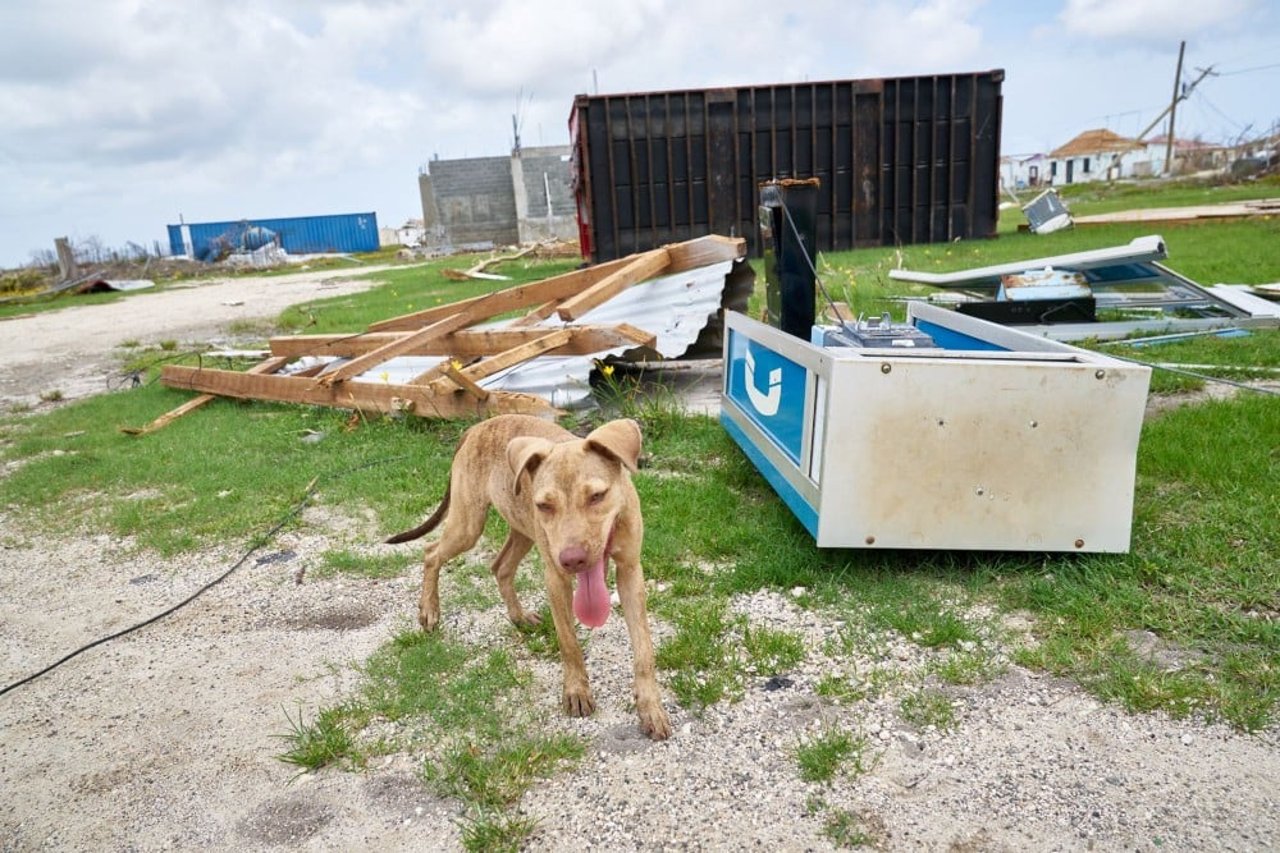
558 545 590 573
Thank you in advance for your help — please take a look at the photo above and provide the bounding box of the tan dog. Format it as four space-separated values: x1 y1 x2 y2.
386 414 671 740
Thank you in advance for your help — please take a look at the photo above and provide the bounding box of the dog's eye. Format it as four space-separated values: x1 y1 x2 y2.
536 501 554 513
589 490 607 505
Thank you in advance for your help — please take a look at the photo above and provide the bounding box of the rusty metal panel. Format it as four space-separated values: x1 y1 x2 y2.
571 70 1003 262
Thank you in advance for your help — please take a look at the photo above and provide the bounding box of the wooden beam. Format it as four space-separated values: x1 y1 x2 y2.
665 234 746 268
406 360 455 386
270 325 654 359
368 235 745 332
509 300 560 327
440 364 490 401
555 249 671 321
120 356 291 435
427 329 574 394
610 323 660 347
161 365 558 418
369 256 636 332
317 313 469 385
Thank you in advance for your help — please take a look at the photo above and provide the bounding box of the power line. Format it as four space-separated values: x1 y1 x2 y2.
1216 62 1280 76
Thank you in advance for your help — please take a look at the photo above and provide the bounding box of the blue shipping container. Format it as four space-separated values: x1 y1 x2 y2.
167 212 379 259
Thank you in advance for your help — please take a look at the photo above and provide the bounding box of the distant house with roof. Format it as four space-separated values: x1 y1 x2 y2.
1047 128 1146 185
1140 135 1228 176
1000 153 1049 190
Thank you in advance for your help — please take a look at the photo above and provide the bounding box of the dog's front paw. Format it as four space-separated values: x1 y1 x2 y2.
562 685 595 717
418 604 440 632
510 609 542 628
638 700 671 740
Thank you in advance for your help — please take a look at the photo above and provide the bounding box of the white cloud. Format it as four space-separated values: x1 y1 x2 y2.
1057 0 1254 40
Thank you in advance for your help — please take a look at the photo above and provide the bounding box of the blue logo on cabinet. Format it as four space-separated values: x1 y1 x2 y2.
726 331 806 463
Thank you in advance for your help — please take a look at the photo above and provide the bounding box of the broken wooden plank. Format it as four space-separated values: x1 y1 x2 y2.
317 313 470 385
440 244 537 281
368 257 636 332
427 329 574 393
369 235 745 332
825 301 856 324
610 323 662 347
161 365 558 418
665 234 748 269
270 325 655 359
440 364 490 401
555 249 671 321
120 356 291 436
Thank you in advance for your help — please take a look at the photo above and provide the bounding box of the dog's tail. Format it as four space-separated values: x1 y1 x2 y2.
385 486 451 544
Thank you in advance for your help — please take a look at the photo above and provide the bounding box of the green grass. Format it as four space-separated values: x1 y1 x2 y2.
315 549 413 580
1052 174 1280 216
899 689 958 731
654 598 744 708
277 705 360 771
742 624 806 675
821 807 876 848
794 729 869 783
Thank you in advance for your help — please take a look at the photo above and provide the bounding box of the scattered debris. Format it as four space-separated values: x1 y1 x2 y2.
441 241 581 281
888 235 1280 341
136 236 748 432
1020 188 1072 234
76 279 156 294
1072 197 1280 226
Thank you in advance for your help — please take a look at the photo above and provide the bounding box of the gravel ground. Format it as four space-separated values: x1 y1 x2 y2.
2 271 1279 851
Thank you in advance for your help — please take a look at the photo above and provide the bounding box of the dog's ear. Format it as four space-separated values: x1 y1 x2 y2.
507 436 555 495
585 418 642 472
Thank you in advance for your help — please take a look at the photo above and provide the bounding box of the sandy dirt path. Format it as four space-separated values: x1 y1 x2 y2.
0 266 395 410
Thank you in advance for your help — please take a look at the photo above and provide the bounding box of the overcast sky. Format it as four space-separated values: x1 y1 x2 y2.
2 0 1277 269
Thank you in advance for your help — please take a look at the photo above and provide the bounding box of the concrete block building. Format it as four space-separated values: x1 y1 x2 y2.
418 145 578 249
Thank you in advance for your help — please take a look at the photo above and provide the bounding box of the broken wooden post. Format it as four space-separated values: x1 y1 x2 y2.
120 356 291 435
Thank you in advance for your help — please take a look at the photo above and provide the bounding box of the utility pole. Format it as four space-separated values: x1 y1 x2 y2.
1132 51 1215 158
1164 41 1186 175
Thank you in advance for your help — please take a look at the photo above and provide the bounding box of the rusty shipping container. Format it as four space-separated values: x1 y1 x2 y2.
569 70 1004 262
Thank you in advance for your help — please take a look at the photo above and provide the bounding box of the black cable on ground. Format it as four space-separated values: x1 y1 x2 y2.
0 454 408 699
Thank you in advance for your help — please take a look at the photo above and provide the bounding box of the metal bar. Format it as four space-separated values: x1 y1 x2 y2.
948 75 958 239
604 97 620 261
625 96 640 257
968 75 979 238
683 93 695 243
670 94 680 245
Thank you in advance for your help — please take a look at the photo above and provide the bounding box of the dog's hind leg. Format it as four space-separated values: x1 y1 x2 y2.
417 510 487 632
491 531 539 627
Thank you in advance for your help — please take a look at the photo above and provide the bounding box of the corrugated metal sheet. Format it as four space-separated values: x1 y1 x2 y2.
294 260 736 409
166 212 380 259
570 70 1004 261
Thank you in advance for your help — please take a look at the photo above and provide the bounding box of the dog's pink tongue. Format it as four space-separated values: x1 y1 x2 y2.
573 557 611 628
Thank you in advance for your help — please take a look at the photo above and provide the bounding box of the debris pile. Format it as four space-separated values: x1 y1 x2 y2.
134 236 749 434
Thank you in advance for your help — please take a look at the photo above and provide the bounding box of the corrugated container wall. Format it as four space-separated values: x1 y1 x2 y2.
167 212 380 259
570 70 1003 262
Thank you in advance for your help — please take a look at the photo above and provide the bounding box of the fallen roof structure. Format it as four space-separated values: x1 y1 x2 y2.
888 235 1280 342
1072 197 1280 226
133 236 748 433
